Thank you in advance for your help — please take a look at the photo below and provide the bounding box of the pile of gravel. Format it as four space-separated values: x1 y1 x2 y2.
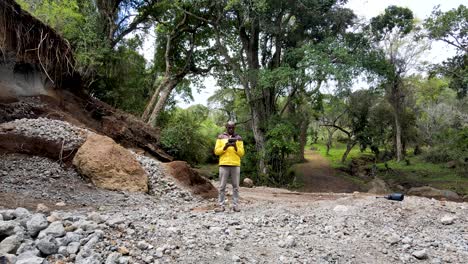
93 195 467 264
0 154 154 208
134 154 197 203
0 207 134 264
0 118 90 149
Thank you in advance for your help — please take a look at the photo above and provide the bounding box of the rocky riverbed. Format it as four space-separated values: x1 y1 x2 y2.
0 118 467 263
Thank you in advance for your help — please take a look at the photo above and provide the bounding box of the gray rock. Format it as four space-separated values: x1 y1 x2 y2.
118 257 130 264
16 255 45 264
82 235 99 251
137 241 149 250
38 221 65 238
0 254 17 264
16 240 40 256
106 216 125 226
105 252 121 264
408 186 460 201
440 215 456 225
0 235 22 254
13 208 30 219
155 247 164 258
143 255 154 263
232 255 241 262
26 214 49 237
78 220 99 232
58 245 69 256
76 248 102 264
387 234 400 245
0 210 15 221
35 235 59 255
87 212 104 224
67 242 81 254
0 214 3 221
0 221 17 236
412 249 428 259
401 237 412 244
65 232 82 244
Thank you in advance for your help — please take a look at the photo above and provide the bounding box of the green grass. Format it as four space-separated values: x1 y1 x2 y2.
310 141 372 168
311 140 468 195
376 156 468 195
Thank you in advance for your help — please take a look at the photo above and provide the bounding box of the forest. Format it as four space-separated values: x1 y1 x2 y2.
17 0 467 193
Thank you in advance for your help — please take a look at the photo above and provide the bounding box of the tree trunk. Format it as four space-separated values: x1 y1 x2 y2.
249 102 268 175
299 118 309 162
141 77 163 122
147 77 180 126
394 111 403 162
341 140 356 163
326 128 335 156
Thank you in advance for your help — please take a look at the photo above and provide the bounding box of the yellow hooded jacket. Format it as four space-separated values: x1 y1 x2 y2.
214 133 245 166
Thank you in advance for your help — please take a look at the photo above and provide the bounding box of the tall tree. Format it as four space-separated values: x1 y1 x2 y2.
369 6 428 161
425 4 467 98
141 0 218 126
191 0 355 176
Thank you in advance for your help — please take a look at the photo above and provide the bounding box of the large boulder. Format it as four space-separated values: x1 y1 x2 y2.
407 186 460 201
73 134 148 192
163 161 218 199
367 178 391 194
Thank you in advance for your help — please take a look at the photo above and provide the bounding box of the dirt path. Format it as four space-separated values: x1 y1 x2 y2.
294 149 363 193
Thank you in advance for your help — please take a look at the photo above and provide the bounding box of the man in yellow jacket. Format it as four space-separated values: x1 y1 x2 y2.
214 121 245 212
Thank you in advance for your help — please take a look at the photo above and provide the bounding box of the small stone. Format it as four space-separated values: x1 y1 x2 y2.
15 255 44 264
26 214 49 237
232 255 241 262
412 249 428 259
137 241 149 250
58 246 69 256
243 178 254 188
0 235 22 254
441 215 456 225
36 204 50 213
13 208 30 219
0 254 16 264
387 234 400 245
105 252 121 264
117 246 129 255
35 235 59 255
67 242 81 255
155 247 164 258
401 237 412 244
333 205 349 212
0 222 17 236
143 255 154 263
47 214 61 223
107 217 125 226
118 256 130 264
38 221 65 238
87 212 104 223
285 235 296 248
56 201 66 207
16 240 39 256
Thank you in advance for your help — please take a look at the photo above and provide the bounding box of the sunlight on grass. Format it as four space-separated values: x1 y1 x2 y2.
310 141 372 168
310 140 468 195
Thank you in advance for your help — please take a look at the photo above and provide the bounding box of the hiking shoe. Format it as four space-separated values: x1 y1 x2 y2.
233 206 241 212
214 206 225 213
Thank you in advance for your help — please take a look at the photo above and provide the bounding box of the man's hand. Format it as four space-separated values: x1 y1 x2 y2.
223 141 237 151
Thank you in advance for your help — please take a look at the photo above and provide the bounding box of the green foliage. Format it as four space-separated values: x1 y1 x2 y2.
160 106 219 165
89 38 151 115
369 5 414 39
423 127 468 165
264 119 300 185
425 5 468 98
